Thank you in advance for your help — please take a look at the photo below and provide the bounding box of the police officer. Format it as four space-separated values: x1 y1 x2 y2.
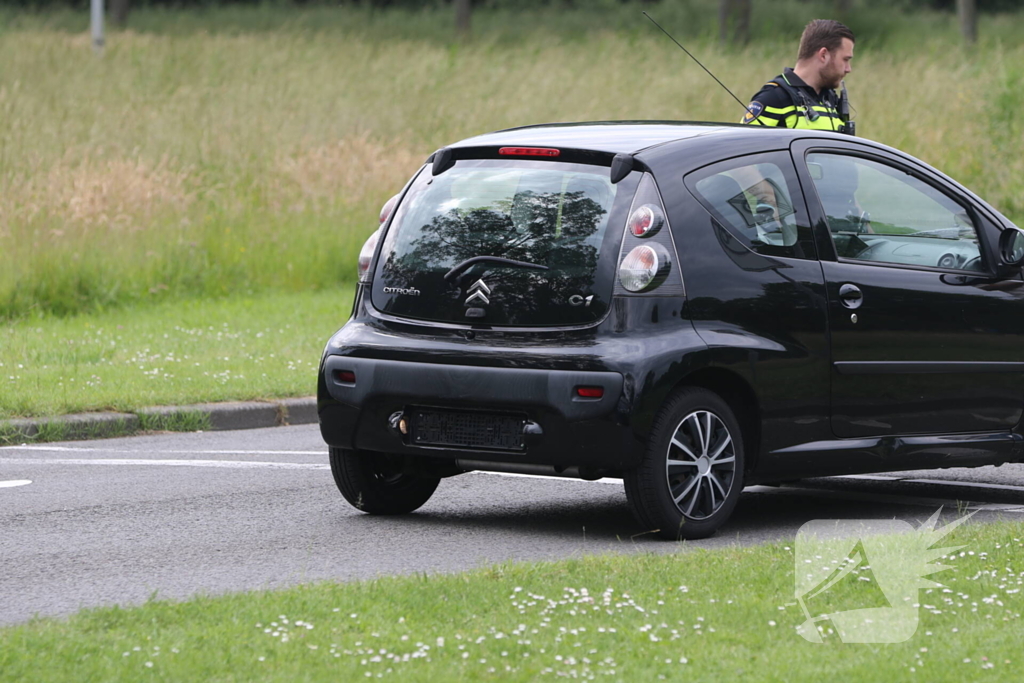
742 19 855 131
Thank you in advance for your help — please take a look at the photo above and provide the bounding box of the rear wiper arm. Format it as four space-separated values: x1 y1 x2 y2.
444 256 549 282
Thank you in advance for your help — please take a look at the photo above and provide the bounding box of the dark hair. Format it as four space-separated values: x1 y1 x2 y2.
797 19 855 62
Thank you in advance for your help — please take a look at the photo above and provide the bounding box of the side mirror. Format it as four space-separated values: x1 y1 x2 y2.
807 162 824 180
999 227 1024 268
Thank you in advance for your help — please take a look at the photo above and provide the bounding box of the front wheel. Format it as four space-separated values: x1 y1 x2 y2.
329 447 440 515
624 388 745 540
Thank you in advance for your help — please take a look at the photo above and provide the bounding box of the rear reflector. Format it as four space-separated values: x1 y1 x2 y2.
576 386 604 399
335 370 356 384
499 147 561 158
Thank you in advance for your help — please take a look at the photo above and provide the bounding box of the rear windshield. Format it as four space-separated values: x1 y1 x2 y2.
373 159 637 327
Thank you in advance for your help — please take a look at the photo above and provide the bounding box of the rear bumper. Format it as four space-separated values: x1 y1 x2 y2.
318 355 644 469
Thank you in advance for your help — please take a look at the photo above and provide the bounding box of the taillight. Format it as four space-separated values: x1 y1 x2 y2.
615 173 678 295
619 245 659 292
357 228 381 283
576 386 604 399
627 205 664 237
379 194 400 224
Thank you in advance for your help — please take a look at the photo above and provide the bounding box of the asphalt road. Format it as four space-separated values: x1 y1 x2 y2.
4 425 1024 626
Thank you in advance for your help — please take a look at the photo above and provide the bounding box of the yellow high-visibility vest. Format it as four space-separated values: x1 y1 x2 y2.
743 74 843 131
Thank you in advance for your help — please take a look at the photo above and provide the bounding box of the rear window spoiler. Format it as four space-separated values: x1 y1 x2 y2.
609 153 634 184
426 147 643 184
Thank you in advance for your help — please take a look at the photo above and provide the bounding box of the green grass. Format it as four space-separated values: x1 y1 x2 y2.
136 409 212 434
0 286 353 419
1 3 1023 320
2 518 1023 681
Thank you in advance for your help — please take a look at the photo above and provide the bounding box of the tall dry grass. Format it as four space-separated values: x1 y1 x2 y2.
0 5 1022 318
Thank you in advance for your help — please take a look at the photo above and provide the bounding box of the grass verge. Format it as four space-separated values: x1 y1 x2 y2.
0 287 353 419
1 3 1023 319
2 517 1022 681
136 410 212 434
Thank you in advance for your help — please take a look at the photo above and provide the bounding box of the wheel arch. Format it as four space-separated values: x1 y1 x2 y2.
672 368 761 474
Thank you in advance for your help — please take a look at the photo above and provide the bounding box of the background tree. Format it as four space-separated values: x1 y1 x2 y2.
718 0 752 47
957 0 978 44
455 0 471 39
111 0 130 27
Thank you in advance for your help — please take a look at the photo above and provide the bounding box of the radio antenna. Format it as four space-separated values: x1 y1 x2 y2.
643 12 755 119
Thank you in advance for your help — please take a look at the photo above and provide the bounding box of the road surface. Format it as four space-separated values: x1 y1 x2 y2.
3 425 1024 625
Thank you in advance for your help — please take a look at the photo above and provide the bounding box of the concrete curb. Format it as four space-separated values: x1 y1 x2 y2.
0 397 317 443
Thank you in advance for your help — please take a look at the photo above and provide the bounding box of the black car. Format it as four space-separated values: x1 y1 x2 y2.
318 121 1024 540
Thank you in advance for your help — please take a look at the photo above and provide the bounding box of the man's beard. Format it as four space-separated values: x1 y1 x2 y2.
822 65 844 90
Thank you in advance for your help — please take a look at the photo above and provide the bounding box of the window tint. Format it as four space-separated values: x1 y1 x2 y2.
807 153 983 271
372 158 638 327
688 153 813 260
383 160 619 274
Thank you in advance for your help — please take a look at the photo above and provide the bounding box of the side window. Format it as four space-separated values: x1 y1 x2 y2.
807 153 983 272
687 152 814 260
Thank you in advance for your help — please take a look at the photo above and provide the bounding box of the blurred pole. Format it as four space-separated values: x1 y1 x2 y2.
957 0 978 45
91 0 105 53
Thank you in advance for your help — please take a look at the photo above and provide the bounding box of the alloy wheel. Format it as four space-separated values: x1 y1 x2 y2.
664 410 737 520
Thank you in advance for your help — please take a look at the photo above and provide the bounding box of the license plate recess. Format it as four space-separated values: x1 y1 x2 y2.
411 408 526 451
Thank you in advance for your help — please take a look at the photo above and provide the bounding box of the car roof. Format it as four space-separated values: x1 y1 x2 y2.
441 121 1017 230
448 121 848 156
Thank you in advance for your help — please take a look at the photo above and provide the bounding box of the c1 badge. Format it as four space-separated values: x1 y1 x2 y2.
741 101 764 124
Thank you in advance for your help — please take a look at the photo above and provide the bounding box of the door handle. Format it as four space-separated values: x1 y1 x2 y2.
839 283 863 309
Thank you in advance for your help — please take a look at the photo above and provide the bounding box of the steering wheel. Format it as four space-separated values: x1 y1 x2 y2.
941 254 982 271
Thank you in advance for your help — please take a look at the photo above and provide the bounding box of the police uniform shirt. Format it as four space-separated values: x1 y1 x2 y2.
741 67 843 131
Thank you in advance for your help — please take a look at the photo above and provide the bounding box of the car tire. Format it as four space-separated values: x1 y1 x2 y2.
624 387 745 540
329 447 440 515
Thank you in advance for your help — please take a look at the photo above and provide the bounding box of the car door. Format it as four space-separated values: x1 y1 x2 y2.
791 139 1024 439
681 150 831 454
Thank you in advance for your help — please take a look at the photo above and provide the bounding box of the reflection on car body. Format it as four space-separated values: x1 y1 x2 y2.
318 122 1024 540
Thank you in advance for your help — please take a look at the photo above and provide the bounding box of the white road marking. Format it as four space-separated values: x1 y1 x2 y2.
836 474 901 482
901 477 1024 493
0 480 32 488
827 473 1024 495
2 447 1024 506
471 471 621 485
0 458 327 470
0 460 606 479
0 445 325 455
746 485 1024 513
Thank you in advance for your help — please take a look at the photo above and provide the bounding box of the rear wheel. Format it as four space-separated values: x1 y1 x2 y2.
625 387 745 540
329 447 440 515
